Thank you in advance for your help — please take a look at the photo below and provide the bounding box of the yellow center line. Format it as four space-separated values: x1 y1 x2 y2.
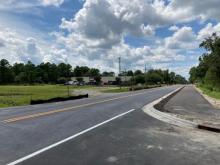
2 91 147 123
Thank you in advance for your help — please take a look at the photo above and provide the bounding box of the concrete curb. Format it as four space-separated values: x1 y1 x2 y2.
142 87 197 128
142 87 220 133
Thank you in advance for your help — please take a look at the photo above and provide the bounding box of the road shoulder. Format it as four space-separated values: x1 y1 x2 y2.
156 85 220 132
195 86 220 109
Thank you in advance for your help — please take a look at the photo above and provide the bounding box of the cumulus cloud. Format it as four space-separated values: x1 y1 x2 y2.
0 27 46 64
197 23 220 41
2 0 220 77
59 0 164 49
165 26 197 50
168 0 220 21
54 0 208 74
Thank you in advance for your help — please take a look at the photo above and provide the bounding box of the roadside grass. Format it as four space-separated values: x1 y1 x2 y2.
102 84 162 93
0 85 124 108
102 87 130 93
0 85 84 108
198 85 220 100
0 84 163 108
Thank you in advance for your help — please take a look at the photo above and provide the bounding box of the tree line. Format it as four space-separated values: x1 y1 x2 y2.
0 59 187 85
189 33 220 90
121 69 187 85
0 59 102 84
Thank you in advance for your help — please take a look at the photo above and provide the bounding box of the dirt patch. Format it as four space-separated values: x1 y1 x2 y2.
149 126 220 151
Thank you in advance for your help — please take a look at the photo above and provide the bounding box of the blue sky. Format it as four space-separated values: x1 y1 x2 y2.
1 0 220 78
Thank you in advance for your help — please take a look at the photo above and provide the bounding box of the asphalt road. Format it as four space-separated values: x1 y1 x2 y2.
1 85 219 165
164 85 220 123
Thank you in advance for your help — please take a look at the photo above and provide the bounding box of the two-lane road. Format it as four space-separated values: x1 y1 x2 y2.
1 85 219 165
0 86 178 164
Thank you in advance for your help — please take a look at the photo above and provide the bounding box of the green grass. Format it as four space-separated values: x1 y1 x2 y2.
0 85 89 108
0 84 162 108
198 85 220 100
0 85 126 108
101 84 162 93
102 87 130 93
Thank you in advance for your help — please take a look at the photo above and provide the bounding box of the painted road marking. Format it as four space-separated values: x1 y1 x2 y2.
2 89 157 123
6 109 136 165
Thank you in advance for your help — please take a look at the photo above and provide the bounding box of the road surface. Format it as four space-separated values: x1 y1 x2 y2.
0 85 219 165
164 85 220 126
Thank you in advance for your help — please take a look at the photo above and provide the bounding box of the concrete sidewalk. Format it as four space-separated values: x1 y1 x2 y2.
164 85 220 129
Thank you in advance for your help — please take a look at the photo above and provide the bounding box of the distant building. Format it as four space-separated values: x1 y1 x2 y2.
101 76 117 84
71 76 132 85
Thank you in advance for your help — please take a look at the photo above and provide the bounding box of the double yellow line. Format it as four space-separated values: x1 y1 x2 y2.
3 92 146 123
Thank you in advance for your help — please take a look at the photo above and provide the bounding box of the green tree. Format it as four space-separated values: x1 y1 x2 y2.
204 66 220 90
12 63 25 76
189 33 220 89
73 66 90 77
58 63 72 78
127 70 134 76
89 68 100 77
0 59 14 84
94 75 102 85
146 72 162 84
102 71 115 77
76 77 83 82
189 67 197 83
134 70 143 76
23 61 37 84
135 75 145 84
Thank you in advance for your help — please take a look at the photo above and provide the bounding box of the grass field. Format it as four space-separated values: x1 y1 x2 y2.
0 85 74 108
0 84 160 108
198 85 220 100
0 85 125 108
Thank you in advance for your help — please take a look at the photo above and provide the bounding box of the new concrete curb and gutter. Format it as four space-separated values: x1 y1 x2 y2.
142 87 220 133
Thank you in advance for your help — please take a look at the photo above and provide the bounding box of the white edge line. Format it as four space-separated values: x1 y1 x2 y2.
6 109 136 165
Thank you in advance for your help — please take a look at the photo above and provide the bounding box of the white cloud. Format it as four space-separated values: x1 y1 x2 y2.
168 0 220 21
0 27 51 64
169 25 179 31
165 26 197 50
41 0 64 7
0 28 36 63
197 23 220 41
59 0 167 49
43 47 68 63
0 0 64 10
3 0 220 77
54 0 203 75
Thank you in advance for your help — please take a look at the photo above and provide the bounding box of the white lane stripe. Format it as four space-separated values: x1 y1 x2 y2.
6 109 136 165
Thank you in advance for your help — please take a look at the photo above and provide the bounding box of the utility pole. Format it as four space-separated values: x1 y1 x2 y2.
125 68 127 82
144 64 147 86
67 84 70 97
119 57 121 89
66 59 70 97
